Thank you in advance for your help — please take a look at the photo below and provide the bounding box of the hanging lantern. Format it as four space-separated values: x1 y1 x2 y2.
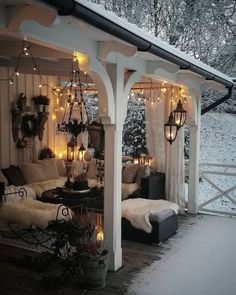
172 99 187 129
164 112 178 144
67 136 77 161
78 143 86 161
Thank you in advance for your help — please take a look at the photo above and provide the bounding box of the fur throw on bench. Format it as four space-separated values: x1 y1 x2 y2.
122 198 179 233
0 199 69 229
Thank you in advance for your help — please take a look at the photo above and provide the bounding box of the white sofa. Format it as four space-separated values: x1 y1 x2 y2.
0 158 150 201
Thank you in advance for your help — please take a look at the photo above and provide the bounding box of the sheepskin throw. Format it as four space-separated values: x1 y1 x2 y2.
122 198 179 233
0 199 68 229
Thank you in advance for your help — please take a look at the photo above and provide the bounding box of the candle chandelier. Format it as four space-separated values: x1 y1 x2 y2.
57 57 89 139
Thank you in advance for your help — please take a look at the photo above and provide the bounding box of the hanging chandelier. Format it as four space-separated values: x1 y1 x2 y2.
57 57 89 139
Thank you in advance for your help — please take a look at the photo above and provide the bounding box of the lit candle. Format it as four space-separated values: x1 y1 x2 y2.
97 230 104 241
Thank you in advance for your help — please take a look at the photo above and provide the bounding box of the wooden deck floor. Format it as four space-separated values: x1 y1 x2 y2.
0 214 194 295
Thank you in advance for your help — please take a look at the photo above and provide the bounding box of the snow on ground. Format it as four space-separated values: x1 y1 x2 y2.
127 214 236 295
188 112 236 214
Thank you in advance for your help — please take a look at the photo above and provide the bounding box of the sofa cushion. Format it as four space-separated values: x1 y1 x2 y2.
122 183 139 200
122 163 139 184
135 165 150 186
55 159 67 177
20 163 46 184
0 170 8 186
36 159 59 180
1 165 27 186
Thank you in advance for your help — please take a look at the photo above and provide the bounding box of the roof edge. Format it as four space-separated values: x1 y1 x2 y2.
38 0 234 88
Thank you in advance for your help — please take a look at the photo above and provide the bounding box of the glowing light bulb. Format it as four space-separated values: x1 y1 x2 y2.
161 87 167 94
51 113 57 120
9 79 13 85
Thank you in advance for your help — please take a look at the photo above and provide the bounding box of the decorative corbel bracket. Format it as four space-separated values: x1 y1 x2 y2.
6 4 59 30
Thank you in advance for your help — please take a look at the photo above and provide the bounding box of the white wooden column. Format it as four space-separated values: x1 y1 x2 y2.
102 58 125 271
188 89 201 214
103 124 123 271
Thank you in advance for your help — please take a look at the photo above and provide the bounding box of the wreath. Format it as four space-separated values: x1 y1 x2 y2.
21 114 38 137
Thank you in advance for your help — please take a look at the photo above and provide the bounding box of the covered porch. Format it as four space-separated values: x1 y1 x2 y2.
0 0 234 272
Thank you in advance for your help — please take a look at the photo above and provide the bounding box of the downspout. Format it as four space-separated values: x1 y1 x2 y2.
39 0 234 89
201 86 234 115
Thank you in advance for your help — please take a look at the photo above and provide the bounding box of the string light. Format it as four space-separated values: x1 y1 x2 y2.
0 40 56 91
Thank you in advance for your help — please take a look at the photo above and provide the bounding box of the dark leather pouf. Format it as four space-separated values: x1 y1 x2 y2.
122 209 178 244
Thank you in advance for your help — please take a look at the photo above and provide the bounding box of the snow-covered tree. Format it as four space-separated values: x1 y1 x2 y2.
122 94 147 156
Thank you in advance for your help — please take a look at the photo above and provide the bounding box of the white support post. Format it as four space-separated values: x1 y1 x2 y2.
188 125 200 214
188 88 202 214
103 124 122 271
102 58 125 271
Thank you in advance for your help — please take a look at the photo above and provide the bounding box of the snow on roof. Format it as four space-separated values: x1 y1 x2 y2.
77 0 234 85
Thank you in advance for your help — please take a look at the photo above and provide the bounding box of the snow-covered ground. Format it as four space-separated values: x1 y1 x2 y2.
189 112 236 214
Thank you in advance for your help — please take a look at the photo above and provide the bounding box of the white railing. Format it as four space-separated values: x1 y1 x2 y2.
198 163 236 216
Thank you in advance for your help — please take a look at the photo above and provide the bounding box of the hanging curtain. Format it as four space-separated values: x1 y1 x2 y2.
145 94 166 172
145 90 185 212
165 128 186 213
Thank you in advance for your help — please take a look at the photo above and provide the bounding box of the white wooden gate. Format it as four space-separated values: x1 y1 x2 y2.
198 163 236 216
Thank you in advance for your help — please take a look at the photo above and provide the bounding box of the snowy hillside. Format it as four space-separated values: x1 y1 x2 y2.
200 112 236 164
197 112 236 215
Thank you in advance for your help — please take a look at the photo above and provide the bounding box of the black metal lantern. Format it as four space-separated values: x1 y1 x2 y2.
67 136 77 161
172 99 187 129
164 112 178 144
78 143 86 161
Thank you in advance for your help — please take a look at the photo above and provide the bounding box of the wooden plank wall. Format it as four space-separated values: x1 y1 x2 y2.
0 67 57 168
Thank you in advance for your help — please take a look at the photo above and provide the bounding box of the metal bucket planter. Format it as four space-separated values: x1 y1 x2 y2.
81 250 109 289
36 104 44 112
43 104 49 112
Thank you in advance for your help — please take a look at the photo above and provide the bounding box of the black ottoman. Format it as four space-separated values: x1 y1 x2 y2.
122 209 178 244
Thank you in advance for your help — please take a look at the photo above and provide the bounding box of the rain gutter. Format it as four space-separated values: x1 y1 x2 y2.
201 87 234 115
39 0 234 112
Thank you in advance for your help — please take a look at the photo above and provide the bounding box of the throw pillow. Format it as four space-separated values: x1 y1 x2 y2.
135 165 150 186
36 158 59 180
20 163 46 184
1 165 27 186
55 159 67 177
0 170 8 186
122 163 139 184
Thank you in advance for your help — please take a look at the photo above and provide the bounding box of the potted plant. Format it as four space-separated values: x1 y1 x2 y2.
33 95 49 112
52 209 109 290
73 211 109 290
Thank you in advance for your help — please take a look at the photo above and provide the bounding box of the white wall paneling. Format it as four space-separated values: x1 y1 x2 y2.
0 66 56 168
